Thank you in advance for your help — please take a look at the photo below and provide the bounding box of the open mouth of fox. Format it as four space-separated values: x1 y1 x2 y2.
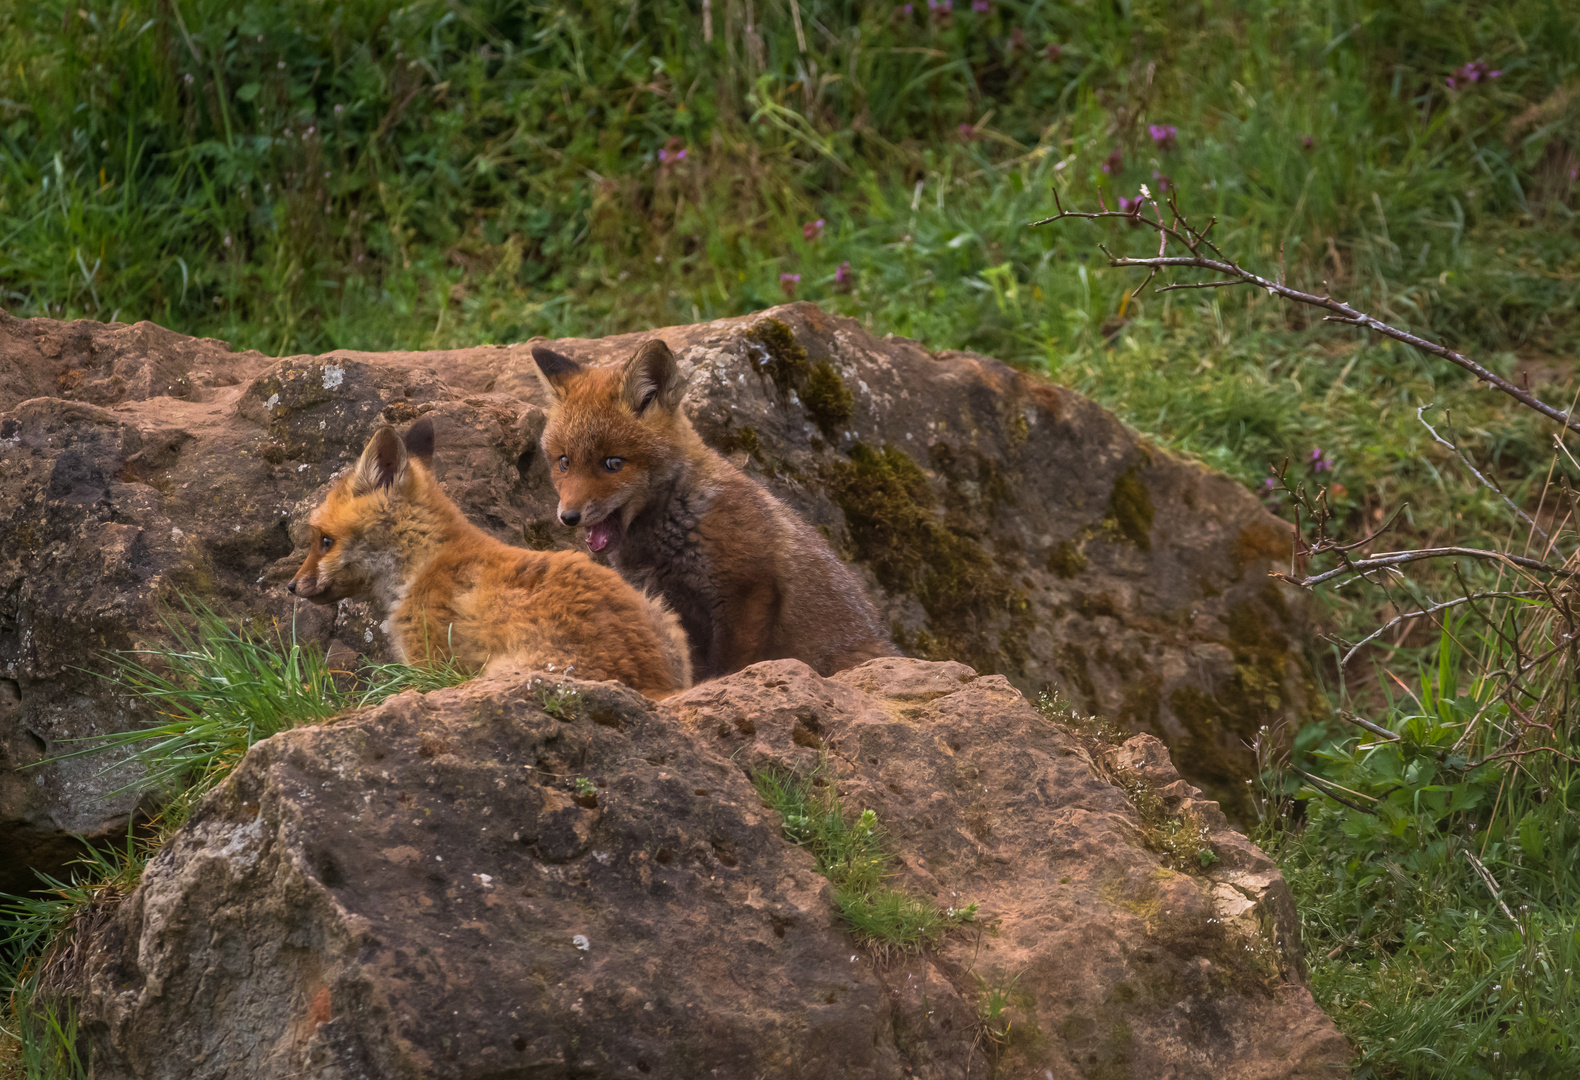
584 514 624 555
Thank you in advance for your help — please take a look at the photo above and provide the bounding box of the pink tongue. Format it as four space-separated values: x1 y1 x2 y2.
587 520 617 553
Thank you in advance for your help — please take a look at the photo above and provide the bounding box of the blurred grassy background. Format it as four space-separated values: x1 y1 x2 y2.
4 2 1580 1075
2 1 1575 605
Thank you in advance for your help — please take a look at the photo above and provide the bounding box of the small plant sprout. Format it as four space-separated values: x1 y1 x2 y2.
532 678 584 720
752 766 975 954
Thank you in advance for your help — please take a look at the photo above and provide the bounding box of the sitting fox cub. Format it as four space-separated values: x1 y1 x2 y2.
532 338 897 680
288 418 691 697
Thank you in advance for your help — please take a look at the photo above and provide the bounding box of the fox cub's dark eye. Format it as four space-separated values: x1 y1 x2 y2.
320 535 334 552
557 455 569 472
602 457 624 473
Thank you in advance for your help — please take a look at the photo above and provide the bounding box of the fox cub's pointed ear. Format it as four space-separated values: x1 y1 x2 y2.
531 346 582 402
352 426 409 495
403 416 435 466
621 339 686 415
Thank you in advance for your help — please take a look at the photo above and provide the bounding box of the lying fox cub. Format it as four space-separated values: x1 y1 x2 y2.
532 338 897 680
288 418 691 697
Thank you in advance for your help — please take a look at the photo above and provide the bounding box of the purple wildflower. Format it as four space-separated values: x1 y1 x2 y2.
1301 134 1315 150
802 219 826 242
1100 147 1122 175
1045 42 1062 62
972 0 990 11
958 122 977 141
1310 448 1333 473
1148 124 1178 151
1151 169 1173 193
835 261 852 285
780 272 800 299
658 141 688 168
1449 60 1502 89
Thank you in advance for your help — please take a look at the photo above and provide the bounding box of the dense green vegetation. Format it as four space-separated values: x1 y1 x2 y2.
4 0 1580 1076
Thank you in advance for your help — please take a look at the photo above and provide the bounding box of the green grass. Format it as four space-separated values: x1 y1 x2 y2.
1 835 141 1080
753 765 976 953
1259 608 1580 1079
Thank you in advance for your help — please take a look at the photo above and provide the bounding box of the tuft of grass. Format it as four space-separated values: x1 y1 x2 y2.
2 601 475 1074
752 766 976 954
1037 692 1220 870
1036 689 1125 745
1 834 145 1080
973 970 1032 1056
50 600 354 831
1114 768 1220 872
358 655 473 706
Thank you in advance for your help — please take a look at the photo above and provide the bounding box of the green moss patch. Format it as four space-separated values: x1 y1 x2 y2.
1106 461 1155 550
714 423 762 459
803 361 855 437
744 319 857 440
828 443 1028 673
1047 540 1087 578
745 318 810 398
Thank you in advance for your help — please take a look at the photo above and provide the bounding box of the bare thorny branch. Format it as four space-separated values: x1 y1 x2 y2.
1031 186 1580 433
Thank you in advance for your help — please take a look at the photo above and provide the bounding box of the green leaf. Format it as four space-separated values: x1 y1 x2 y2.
1517 813 1546 863
236 82 261 102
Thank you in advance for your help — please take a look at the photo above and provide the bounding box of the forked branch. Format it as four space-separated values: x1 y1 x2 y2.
1030 188 1580 434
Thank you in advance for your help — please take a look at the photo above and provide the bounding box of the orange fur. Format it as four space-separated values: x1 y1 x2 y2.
288 419 691 697
533 339 897 680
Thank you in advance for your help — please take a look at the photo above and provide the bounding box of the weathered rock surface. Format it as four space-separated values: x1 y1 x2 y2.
0 303 1305 891
75 659 1348 1079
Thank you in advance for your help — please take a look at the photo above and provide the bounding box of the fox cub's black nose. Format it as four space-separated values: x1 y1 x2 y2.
560 509 582 527
286 579 298 595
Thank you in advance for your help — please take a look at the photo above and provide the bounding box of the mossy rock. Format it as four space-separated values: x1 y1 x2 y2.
826 443 1026 674
1107 460 1155 550
802 361 854 437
